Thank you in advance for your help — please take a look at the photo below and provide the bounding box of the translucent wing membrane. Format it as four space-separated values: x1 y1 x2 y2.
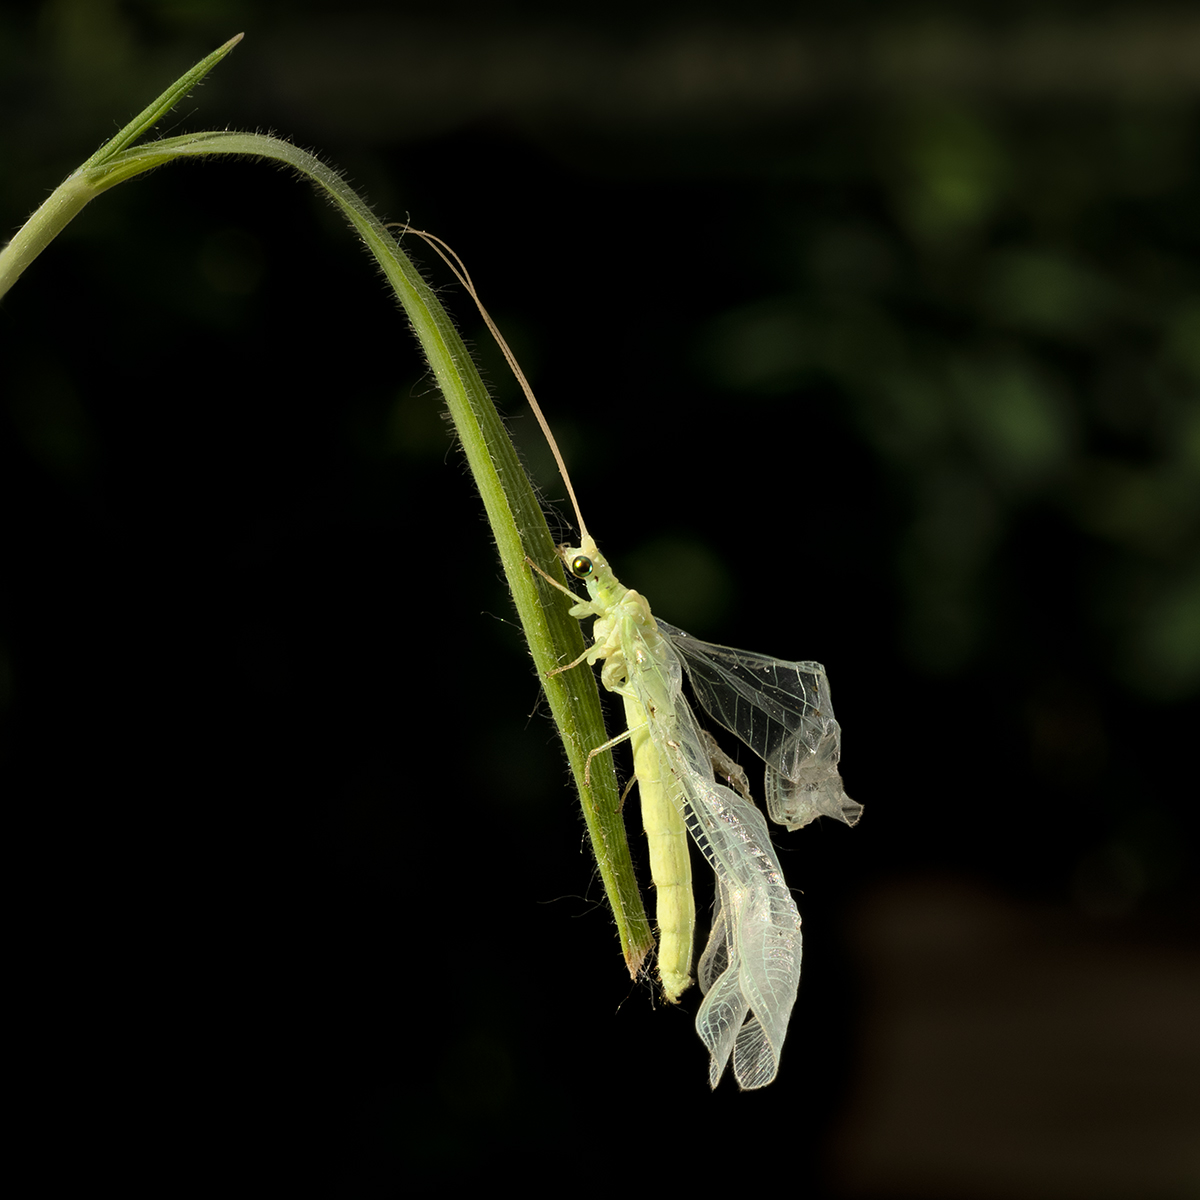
658 620 861 831
628 637 802 1090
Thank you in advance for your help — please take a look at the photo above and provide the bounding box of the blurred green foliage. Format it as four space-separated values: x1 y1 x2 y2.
702 90 1200 694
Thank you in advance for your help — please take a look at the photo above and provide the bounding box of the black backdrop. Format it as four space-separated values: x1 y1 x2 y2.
3 3 1198 1195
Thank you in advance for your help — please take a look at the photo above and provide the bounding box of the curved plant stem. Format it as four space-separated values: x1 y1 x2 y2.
0 37 654 978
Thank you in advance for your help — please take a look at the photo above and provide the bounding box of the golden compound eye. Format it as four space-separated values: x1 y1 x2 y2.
570 555 594 578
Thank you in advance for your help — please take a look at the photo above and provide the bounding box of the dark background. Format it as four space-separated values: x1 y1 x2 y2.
2 2 1198 1195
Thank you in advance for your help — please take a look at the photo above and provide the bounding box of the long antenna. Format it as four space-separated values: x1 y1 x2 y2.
396 225 590 542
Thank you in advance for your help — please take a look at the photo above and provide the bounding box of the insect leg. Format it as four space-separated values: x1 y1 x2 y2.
583 726 634 788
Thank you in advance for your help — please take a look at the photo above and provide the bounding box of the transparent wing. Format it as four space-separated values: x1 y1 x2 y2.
658 619 861 831
630 640 802 1090
685 771 802 1090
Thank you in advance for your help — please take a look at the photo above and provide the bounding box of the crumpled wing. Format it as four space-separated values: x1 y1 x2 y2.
636 650 801 1089
687 767 802 1090
658 619 861 831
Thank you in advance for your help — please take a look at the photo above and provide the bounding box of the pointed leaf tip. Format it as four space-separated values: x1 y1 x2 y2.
78 34 245 173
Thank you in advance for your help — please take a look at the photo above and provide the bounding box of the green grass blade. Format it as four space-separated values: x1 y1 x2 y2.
0 44 654 978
